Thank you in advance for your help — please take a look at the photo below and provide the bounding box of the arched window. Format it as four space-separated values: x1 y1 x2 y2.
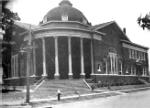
106 47 119 75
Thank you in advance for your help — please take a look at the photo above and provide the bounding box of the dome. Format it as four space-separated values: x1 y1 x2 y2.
42 0 89 25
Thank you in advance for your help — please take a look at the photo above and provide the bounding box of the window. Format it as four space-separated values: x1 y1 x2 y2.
61 15 68 21
83 19 87 24
140 52 143 60
143 67 145 76
129 49 131 59
142 67 147 76
125 67 129 74
141 52 144 60
143 53 146 61
131 49 134 59
135 50 137 59
134 66 136 75
137 51 139 59
145 67 147 76
43 16 47 23
11 57 14 77
130 66 133 75
118 60 122 75
109 52 118 74
97 64 101 72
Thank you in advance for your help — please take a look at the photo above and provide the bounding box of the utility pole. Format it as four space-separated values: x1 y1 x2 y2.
26 25 32 104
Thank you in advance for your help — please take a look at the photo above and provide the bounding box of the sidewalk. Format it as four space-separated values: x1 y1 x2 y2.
1 83 150 108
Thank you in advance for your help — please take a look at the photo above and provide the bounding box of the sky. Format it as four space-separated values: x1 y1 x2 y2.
7 0 150 66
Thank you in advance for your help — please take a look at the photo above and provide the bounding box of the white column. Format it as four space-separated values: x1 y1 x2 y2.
114 54 116 74
114 55 117 74
145 67 147 76
16 55 18 77
68 37 72 76
121 62 122 75
110 54 113 74
144 67 146 76
91 40 94 75
80 38 85 75
32 42 36 77
142 67 144 76
131 66 132 75
135 67 137 75
42 38 47 76
106 60 108 74
55 37 59 76
11 56 14 77
116 57 118 74
113 54 115 74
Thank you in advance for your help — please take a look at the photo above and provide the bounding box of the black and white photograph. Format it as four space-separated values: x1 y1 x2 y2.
0 0 150 108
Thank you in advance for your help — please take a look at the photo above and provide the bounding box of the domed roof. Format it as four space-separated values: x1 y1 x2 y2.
43 0 89 25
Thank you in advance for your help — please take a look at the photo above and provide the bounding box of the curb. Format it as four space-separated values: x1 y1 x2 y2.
31 86 150 103
2 86 150 107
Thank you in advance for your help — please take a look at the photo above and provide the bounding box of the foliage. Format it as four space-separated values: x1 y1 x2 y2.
137 13 150 30
2 8 20 30
2 0 20 78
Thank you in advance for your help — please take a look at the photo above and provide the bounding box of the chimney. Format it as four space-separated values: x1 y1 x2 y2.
123 28 126 34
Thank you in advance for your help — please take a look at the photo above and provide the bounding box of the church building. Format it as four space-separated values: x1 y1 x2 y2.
3 0 149 86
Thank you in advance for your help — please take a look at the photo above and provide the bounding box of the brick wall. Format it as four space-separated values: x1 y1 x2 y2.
93 23 124 74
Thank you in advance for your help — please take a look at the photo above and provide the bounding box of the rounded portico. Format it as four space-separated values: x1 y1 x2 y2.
24 0 103 79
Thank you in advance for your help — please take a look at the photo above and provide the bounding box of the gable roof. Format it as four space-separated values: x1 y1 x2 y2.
14 21 39 30
93 21 149 50
92 21 130 41
121 40 149 50
92 21 115 30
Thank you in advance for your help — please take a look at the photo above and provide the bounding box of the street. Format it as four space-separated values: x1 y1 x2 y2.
52 89 150 108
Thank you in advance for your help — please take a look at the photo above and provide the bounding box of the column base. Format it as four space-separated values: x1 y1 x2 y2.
42 74 47 77
91 73 95 76
80 74 85 78
54 75 59 79
30 74 36 77
68 75 73 79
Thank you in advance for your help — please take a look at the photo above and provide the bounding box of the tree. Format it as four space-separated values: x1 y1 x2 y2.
137 12 150 30
2 0 20 78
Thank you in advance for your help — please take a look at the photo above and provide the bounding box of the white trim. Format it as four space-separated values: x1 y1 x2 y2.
34 31 91 39
25 30 102 42
41 20 90 27
93 34 102 40
122 43 147 53
92 74 150 77
5 77 20 80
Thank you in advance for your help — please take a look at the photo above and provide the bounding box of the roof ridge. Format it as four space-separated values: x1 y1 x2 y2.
121 40 149 49
14 21 39 30
92 21 115 30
